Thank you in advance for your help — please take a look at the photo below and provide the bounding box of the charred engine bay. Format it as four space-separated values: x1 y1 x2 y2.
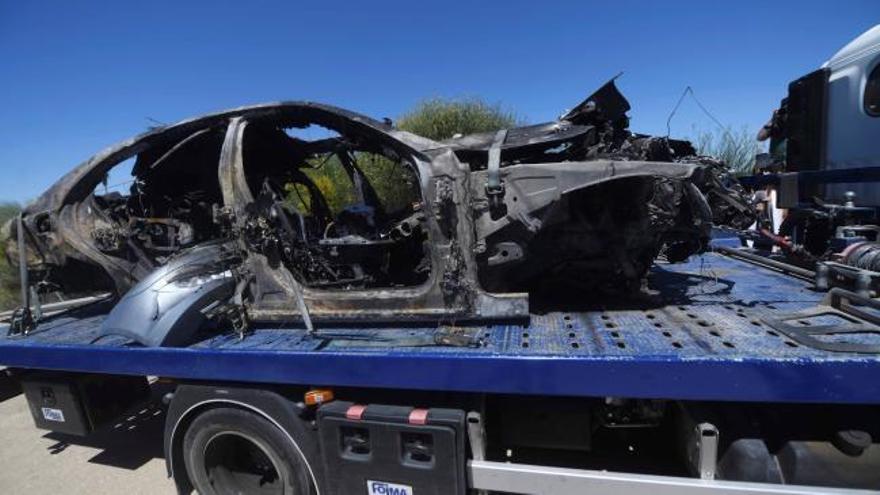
6 81 755 345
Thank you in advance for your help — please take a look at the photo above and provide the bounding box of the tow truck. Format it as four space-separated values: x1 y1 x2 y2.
2 25 880 495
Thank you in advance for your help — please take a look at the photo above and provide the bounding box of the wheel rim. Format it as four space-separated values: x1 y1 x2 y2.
202 431 286 495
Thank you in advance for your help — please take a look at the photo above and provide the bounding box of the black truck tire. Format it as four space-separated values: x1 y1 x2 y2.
182 407 316 495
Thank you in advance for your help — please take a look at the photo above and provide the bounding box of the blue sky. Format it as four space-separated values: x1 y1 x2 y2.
0 1 876 203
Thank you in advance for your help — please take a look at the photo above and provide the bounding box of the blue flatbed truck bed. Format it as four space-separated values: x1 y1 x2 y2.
1 250 878 494
1 251 878 404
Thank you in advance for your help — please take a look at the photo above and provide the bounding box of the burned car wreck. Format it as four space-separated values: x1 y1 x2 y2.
5 80 754 346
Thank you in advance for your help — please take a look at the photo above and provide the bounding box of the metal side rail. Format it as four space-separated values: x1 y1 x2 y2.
714 246 816 281
764 288 880 353
467 461 876 495
0 294 111 323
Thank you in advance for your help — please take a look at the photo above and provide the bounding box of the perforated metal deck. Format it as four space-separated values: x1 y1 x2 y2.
1 252 879 404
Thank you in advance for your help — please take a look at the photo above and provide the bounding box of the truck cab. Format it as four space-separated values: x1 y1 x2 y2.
749 25 880 260
824 24 880 204
768 24 880 202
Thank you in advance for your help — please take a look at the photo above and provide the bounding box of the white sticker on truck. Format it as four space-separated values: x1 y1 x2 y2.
367 480 413 495
41 407 65 423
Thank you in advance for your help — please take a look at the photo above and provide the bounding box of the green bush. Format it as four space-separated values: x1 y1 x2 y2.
287 97 521 215
286 154 357 215
692 126 763 175
0 202 21 311
285 152 419 217
397 97 521 141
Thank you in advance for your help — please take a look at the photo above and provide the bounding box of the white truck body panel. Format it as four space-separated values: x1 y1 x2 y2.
822 25 880 204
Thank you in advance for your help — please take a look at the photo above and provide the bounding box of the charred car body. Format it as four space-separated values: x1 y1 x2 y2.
5 80 753 345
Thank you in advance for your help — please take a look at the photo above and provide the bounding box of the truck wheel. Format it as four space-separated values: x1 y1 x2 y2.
182 407 316 495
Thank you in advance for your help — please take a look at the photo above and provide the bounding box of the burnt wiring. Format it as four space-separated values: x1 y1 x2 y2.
665 86 737 146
